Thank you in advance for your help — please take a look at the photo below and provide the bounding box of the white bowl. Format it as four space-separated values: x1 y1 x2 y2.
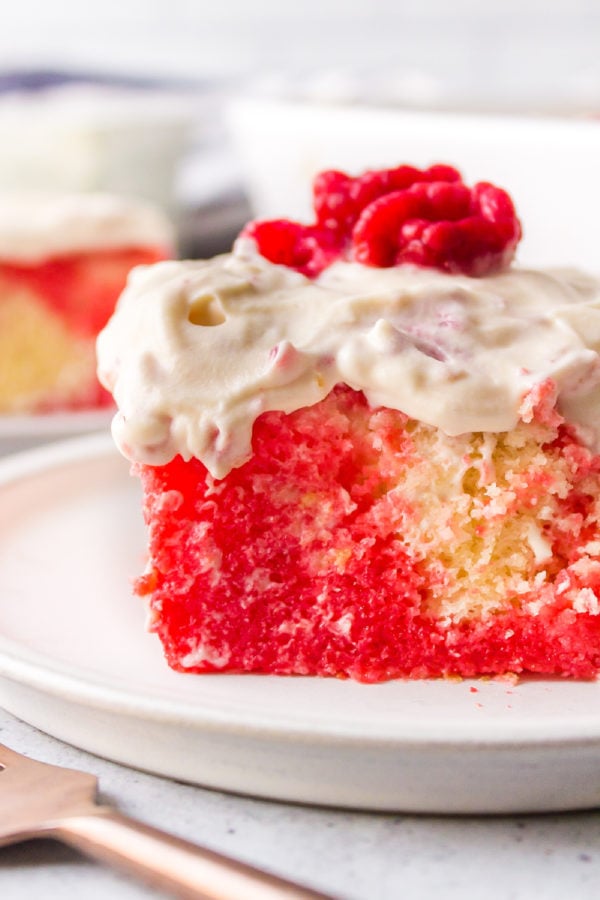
0 84 196 213
228 99 600 271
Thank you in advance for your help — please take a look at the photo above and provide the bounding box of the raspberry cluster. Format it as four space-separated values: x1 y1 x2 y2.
240 163 521 278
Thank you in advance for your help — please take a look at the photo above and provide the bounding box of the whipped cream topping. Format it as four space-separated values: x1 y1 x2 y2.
0 192 174 263
97 240 600 478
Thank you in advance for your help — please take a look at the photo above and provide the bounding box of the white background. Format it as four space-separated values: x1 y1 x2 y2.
1 0 599 112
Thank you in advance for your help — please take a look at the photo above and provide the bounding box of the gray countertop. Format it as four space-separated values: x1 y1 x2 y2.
2 707 600 900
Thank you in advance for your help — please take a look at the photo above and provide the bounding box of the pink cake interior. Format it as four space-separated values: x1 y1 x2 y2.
135 384 600 681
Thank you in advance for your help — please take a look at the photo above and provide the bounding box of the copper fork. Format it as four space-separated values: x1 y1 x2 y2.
0 741 331 899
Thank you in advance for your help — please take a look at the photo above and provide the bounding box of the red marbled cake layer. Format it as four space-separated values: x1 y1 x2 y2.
135 385 600 681
0 247 166 338
0 246 166 413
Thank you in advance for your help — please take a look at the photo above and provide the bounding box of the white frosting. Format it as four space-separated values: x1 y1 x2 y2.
0 192 174 262
96 240 600 478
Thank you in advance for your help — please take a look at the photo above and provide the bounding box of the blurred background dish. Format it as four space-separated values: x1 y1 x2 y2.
0 68 251 260
0 74 194 211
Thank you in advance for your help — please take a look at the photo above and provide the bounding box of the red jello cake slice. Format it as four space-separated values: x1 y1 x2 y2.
98 161 600 681
0 193 173 414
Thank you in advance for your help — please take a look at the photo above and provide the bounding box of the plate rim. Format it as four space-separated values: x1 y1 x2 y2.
0 407 114 438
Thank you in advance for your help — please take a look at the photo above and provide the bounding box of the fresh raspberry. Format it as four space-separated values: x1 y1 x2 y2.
352 180 521 275
313 164 461 238
312 170 355 238
241 163 521 278
241 219 339 278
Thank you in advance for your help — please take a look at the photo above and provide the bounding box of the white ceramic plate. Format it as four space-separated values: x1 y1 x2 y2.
2 435 600 814
0 408 114 456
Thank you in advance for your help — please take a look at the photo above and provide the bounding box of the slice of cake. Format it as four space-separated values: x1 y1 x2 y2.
97 163 600 681
0 192 173 414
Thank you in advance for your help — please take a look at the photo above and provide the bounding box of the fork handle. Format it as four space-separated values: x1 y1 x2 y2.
53 806 330 900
